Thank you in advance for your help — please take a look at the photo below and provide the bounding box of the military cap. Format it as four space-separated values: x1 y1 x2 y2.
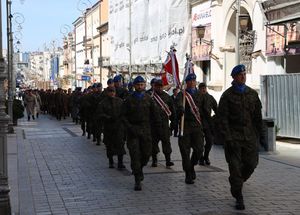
133 76 145 85
107 78 114 85
185 73 197 82
198 82 207 89
128 81 133 88
231 64 246 77
150 78 157 85
113 75 122 82
154 79 163 86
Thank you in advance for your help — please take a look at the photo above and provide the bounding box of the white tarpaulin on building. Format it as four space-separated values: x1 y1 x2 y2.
108 0 190 72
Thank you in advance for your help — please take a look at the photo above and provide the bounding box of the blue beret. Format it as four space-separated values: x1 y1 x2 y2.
107 78 114 85
128 82 133 88
150 78 157 84
133 76 145 85
231 64 246 77
185 73 197 82
154 79 163 86
113 75 122 82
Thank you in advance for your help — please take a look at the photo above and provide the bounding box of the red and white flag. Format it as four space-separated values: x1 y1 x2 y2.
161 47 180 88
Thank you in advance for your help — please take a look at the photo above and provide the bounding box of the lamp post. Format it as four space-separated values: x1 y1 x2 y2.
6 0 14 133
0 0 11 213
235 0 241 65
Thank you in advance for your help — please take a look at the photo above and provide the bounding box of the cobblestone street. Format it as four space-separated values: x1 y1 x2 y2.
7 115 300 215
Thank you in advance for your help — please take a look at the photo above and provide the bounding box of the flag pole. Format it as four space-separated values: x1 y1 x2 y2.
179 53 190 137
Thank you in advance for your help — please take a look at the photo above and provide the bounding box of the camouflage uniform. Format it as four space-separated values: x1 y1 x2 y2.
218 85 262 203
97 94 125 168
200 92 218 164
176 88 206 184
123 91 161 189
151 84 176 167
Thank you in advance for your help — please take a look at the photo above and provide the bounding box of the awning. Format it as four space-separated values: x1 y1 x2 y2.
261 0 300 25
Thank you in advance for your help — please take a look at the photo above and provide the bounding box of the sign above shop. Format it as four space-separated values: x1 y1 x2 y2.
192 1 212 27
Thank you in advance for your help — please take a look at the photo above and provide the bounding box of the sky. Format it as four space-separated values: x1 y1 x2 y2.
1 0 98 52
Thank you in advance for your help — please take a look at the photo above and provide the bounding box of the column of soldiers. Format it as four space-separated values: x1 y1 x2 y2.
34 64 262 210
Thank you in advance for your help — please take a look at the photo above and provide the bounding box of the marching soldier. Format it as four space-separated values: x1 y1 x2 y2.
146 78 156 95
123 76 161 191
198 82 217 165
176 73 205 184
151 79 176 168
114 75 128 100
218 64 262 210
97 86 126 168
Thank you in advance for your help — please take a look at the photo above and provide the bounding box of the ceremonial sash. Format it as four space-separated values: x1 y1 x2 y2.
185 91 201 125
153 92 172 117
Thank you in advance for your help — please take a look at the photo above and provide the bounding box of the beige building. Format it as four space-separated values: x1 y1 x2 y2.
97 0 110 87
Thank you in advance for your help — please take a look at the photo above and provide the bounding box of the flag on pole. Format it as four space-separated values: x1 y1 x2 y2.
161 46 180 88
183 54 194 80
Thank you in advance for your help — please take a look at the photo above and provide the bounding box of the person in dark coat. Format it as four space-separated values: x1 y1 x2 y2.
176 73 206 184
151 79 176 168
218 64 262 210
97 86 126 168
198 82 218 165
114 75 128 100
123 76 161 191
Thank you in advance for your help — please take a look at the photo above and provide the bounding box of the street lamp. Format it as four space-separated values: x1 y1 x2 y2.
239 14 250 32
195 25 214 47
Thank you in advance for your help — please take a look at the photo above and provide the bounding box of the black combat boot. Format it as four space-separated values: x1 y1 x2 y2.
117 155 126 169
28 116 30 121
191 166 196 180
134 175 142 191
165 154 174 167
235 196 245 210
199 157 205 166
109 157 114 168
32 115 35 120
185 172 194 184
204 152 211 165
87 133 91 139
96 138 101 145
92 135 96 142
151 154 158 167
82 131 86 136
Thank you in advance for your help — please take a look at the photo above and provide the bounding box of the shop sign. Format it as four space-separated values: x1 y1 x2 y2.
192 1 212 27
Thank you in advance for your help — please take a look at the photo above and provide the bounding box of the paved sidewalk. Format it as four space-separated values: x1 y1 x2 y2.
7 114 300 215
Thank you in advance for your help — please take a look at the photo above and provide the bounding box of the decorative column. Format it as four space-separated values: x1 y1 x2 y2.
0 0 11 213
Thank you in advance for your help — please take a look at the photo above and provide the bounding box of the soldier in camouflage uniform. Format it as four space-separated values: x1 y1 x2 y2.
151 79 176 168
123 76 161 191
97 86 126 168
176 73 205 184
218 64 262 210
198 82 218 165
114 75 128 100
79 87 92 137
